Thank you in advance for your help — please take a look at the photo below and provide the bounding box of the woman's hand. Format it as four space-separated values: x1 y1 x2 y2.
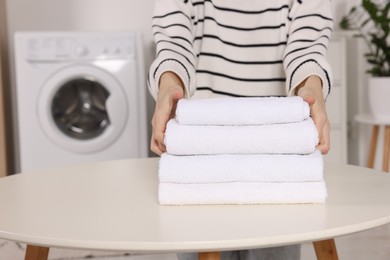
150 72 185 155
295 76 330 155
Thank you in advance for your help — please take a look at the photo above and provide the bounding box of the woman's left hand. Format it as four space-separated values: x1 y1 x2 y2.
295 76 330 155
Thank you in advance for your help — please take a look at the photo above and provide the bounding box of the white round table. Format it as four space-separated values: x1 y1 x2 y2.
355 113 390 172
1 158 390 260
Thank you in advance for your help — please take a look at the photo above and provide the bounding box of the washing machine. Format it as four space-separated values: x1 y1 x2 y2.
14 32 148 173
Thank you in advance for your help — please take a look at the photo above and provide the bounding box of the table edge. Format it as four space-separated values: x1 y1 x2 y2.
1 216 389 253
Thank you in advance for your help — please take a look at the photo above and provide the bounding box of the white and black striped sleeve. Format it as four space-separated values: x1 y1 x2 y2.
283 0 334 99
148 0 197 100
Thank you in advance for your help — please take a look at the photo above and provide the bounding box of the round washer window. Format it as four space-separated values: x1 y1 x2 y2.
51 78 110 140
38 65 128 153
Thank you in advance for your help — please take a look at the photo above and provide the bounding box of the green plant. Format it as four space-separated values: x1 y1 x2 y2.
340 0 390 76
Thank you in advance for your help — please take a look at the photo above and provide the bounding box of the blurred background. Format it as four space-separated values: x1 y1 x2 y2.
1 1 390 259
0 0 377 177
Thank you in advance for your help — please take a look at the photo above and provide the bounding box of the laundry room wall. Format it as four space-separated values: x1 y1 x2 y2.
4 0 361 172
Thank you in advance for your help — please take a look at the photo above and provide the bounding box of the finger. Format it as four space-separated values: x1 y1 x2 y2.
309 103 326 145
154 86 183 128
150 113 167 156
170 100 179 119
303 93 328 146
152 102 172 140
152 106 173 154
154 129 167 153
151 126 167 155
316 119 330 155
152 112 170 139
154 102 173 128
150 85 184 155
151 116 166 153
150 136 163 156
311 113 324 146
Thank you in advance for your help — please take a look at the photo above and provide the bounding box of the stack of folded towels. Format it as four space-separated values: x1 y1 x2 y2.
158 96 327 205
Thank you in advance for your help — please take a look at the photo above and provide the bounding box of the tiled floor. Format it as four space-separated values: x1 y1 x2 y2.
1 223 390 259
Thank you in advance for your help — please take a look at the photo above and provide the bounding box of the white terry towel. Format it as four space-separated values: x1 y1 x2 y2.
159 181 327 205
175 96 310 125
164 118 318 155
159 150 323 184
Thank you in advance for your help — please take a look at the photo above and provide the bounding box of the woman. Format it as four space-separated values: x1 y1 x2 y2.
148 0 333 259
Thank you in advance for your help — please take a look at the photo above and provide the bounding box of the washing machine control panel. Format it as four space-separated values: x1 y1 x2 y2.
24 34 135 61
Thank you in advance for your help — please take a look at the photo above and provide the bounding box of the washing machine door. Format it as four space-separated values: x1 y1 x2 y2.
38 64 128 153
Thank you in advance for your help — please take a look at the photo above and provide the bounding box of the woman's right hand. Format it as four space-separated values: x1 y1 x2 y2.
150 72 185 156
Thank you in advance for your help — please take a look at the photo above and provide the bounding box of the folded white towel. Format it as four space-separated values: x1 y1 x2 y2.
164 118 318 155
175 96 310 125
159 181 327 205
159 150 323 184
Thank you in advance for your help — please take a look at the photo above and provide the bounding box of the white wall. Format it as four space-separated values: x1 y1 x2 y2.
5 0 363 164
6 0 155 55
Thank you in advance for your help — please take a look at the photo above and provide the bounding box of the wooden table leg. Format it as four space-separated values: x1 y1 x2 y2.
313 239 338 260
383 126 390 173
198 252 221 260
25 245 49 260
368 125 379 169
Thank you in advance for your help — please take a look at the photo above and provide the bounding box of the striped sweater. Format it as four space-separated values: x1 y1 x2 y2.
148 0 333 99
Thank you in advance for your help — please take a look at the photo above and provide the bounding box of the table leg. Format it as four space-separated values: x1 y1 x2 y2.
25 245 49 260
198 252 221 260
383 126 390 173
313 239 338 260
368 125 379 169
